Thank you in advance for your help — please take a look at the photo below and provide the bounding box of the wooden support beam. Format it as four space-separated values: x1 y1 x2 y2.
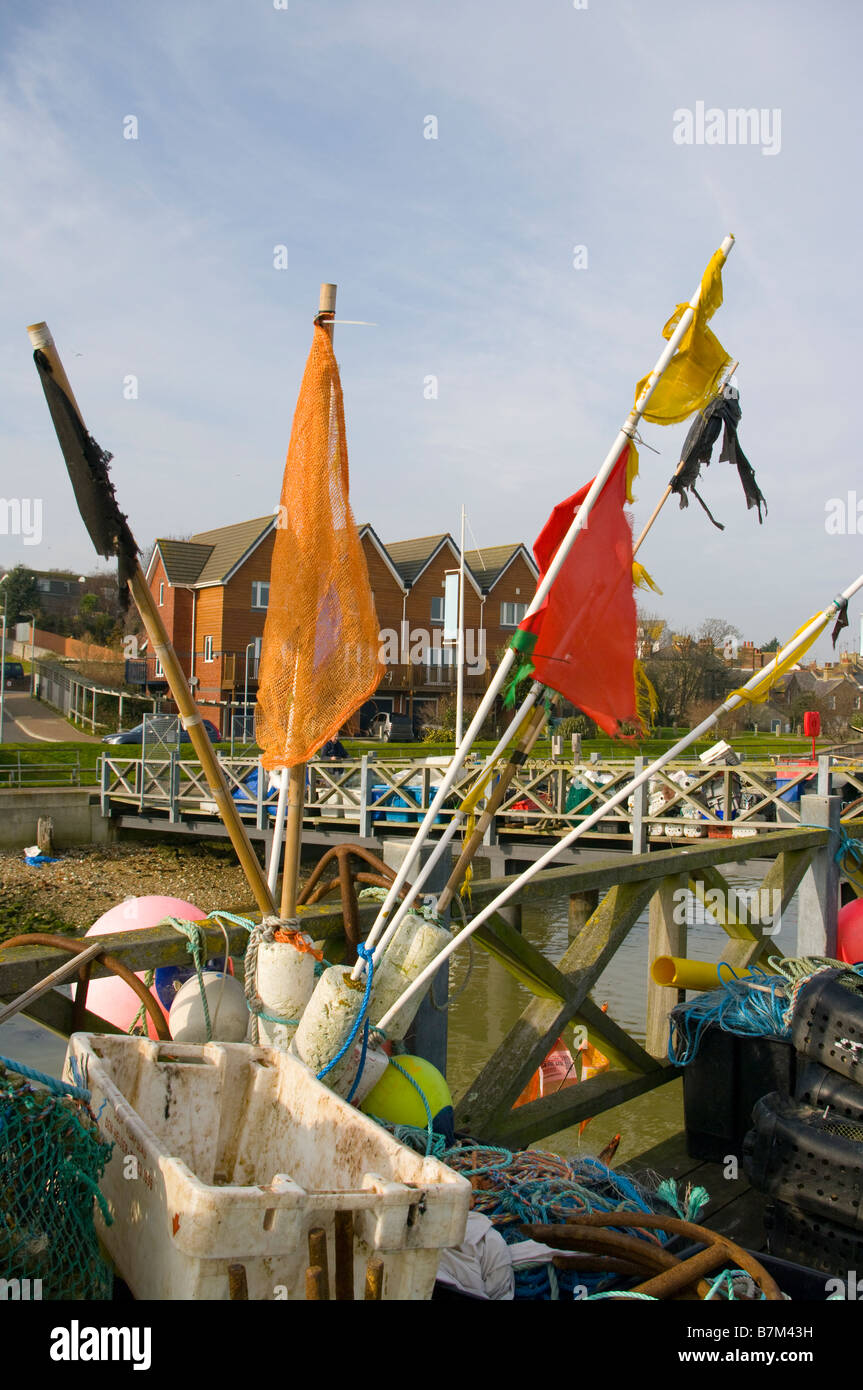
575 997 663 1076
454 878 656 1137
646 876 686 1060
488 1066 676 1149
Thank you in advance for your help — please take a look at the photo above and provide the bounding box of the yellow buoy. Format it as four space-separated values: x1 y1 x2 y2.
360 1055 454 1144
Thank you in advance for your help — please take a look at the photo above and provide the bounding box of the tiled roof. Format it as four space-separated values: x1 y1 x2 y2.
156 540 213 585
465 544 528 590
384 535 449 586
190 516 275 585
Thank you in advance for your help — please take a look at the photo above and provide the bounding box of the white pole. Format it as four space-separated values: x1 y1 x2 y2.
369 683 542 967
355 234 736 975
267 767 289 898
375 570 859 1032
455 504 466 747
355 682 542 977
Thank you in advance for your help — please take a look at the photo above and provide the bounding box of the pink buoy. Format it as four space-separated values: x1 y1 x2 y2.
837 899 863 965
85 896 206 1038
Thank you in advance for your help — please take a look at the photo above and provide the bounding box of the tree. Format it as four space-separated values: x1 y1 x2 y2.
698 617 742 651
1 566 39 626
762 637 781 652
644 633 735 727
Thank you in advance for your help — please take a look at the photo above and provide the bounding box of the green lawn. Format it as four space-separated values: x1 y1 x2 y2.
0 730 832 788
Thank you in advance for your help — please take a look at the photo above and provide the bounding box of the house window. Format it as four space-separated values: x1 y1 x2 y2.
250 636 262 677
159 582 165 607
155 658 164 678
251 582 270 611
204 636 214 663
500 602 527 628
430 597 444 624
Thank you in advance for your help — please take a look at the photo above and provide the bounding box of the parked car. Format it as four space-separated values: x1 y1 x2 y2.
102 720 222 745
2 661 26 690
368 712 416 742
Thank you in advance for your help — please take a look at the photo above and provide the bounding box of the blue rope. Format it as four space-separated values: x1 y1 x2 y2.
0 1053 90 1102
668 967 789 1066
317 945 374 1082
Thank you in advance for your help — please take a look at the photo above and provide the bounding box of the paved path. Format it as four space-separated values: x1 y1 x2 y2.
0 693 102 744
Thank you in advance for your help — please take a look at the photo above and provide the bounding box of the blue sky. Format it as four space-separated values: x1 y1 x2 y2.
1 0 861 659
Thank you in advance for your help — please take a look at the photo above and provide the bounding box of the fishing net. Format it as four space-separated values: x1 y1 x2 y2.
255 323 383 769
0 1058 114 1300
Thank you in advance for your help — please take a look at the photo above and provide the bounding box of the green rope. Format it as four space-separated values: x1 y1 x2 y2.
126 970 155 1036
164 917 213 1041
387 1057 435 1156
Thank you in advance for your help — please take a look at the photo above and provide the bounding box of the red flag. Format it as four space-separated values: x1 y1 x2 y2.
518 442 638 736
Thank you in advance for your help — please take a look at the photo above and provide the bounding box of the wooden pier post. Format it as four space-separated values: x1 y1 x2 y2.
568 890 599 937
645 876 685 1059
797 793 841 958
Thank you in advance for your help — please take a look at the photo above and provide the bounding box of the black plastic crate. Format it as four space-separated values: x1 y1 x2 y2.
743 1090 863 1229
791 967 863 1082
795 1058 863 1120
682 1024 794 1162
764 1200 863 1280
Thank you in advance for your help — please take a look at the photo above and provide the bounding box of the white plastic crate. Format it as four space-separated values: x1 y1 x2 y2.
64 1034 470 1301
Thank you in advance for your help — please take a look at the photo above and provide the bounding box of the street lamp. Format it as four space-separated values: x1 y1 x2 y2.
243 641 256 744
0 575 8 744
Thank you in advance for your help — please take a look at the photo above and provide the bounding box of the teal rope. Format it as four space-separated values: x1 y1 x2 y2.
0 1053 89 1102
586 1290 658 1301
387 1056 435 1155
164 917 213 1041
704 1268 765 1301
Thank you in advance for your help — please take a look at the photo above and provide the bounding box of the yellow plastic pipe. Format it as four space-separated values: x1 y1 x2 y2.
651 956 753 992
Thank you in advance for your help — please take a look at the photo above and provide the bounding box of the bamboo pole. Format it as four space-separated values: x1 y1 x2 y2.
375 567 860 1034
278 282 337 920
26 322 277 919
355 235 736 976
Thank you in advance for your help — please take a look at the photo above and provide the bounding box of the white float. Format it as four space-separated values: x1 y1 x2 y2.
168 972 249 1044
370 912 452 1041
254 940 316 1051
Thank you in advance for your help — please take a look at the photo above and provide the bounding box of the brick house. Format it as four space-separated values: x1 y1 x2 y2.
144 517 538 734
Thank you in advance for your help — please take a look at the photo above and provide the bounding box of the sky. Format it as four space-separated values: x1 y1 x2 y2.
1 0 861 661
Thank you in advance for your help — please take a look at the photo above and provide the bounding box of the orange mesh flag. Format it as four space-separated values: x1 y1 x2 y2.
256 324 383 769
513 441 641 737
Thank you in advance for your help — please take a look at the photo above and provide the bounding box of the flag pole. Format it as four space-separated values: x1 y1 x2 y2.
378 414 736 937
375 568 860 1033
277 282 338 920
632 359 739 557
354 233 736 977
455 503 466 746
26 322 278 919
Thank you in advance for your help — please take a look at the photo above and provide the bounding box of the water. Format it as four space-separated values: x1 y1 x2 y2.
1 860 797 1168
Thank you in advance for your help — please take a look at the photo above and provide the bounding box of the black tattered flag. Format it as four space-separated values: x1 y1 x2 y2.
33 349 138 608
670 391 766 532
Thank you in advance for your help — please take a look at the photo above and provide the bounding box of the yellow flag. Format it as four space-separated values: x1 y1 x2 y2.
731 614 830 705
636 248 732 426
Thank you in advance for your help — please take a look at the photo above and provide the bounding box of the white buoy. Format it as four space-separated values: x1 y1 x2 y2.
255 940 316 1051
370 913 451 1041
169 972 249 1044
